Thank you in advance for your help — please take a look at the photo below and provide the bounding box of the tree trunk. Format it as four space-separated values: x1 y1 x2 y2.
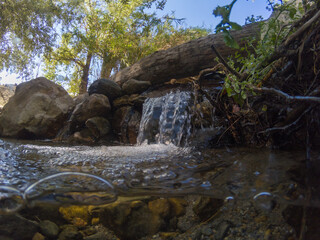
100 55 114 79
111 23 261 86
79 52 93 94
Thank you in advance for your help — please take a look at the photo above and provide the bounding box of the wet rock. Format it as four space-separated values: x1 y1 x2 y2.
168 198 187 217
69 94 111 132
0 214 39 240
122 79 151 95
126 204 164 239
88 79 122 100
32 232 45 240
201 226 213 236
71 129 95 143
85 117 111 139
193 197 224 221
215 221 231 240
0 77 74 139
148 198 170 218
83 232 110 240
112 106 141 144
58 225 83 240
39 220 60 238
59 206 91 227
113 94 146 109
99 200 164 240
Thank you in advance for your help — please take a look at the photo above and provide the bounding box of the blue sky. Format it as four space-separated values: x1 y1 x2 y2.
0 0 272 85
161 0 272 29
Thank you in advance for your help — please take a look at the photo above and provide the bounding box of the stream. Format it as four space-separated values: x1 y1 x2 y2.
0 90 319 239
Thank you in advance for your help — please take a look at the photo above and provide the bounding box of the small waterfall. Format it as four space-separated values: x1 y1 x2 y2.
137 90 192 146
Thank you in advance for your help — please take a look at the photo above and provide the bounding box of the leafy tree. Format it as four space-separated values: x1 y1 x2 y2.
0 0 77 78
44 0 209 95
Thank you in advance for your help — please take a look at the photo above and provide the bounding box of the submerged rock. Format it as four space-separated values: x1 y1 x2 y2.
0 77 74 139
39 220 60 238
0 214 39 240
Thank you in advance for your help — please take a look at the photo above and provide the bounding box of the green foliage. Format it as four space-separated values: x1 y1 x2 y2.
44 0 209 95
221 0 306 104
0 0 78 78
212 0 242 49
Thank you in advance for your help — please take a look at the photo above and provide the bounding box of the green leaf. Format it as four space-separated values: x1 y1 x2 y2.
229 21 242 30
223 32 239 49
289 8 297 19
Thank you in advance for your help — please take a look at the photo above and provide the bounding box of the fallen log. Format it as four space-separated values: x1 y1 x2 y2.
112 23 261 87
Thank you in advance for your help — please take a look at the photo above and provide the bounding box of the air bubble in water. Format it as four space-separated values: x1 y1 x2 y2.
23 172 117 205
253 192 276 212
223 196 235 210
0 186 24 214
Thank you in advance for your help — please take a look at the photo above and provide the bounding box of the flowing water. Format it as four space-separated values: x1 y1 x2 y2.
0 90 319 239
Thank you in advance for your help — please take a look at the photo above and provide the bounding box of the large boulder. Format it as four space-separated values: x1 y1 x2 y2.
0 77 74 139
88 79 122 100
69 93 111 132
0 84 16 110
122 79 151 95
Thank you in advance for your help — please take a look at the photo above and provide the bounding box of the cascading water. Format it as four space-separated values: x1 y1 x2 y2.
137 90 193 146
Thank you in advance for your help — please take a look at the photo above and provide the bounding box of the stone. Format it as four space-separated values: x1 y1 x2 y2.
113 94 146 109
168 198 188 217
83 232 109 240
71 129 95 143
58 226 83 240
0 214 39 240
215 221 231 240
73 93 89 106
32 232 45 240
122 79 151 95
39 220 60 238
59 206 91 226
0 84 15 110
69 93 111 132
85 117 111 138
148 198 170 218
99 200 164 239
88 79 122 100
0 77 74 139
127 110 141 144
193 197 224 221
112 106 141 144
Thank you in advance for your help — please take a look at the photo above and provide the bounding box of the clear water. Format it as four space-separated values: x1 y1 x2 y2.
0 138 318 214
0 90 319 239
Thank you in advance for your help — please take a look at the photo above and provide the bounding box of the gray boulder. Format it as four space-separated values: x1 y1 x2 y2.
0 84 16 110
86 117 111 139
88 79 122 100
69 94 111 132
0 77 74 139
122 79 151 95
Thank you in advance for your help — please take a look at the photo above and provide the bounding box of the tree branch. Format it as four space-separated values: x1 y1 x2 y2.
211 44 244 80
252 86 320 103
284 8 320 47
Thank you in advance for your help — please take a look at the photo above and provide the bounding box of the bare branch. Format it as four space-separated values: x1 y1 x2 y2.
284 9 320 47
259 106 311 134
252 86 320 103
